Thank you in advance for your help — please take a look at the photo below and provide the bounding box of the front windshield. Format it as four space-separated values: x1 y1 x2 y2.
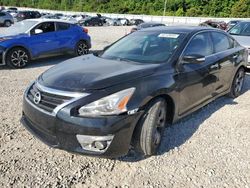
101 31 186 64
229 22 250 36
2 20 38 35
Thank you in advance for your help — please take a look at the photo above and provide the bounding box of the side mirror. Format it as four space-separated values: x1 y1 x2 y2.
182 54 205 64
34 29 43 34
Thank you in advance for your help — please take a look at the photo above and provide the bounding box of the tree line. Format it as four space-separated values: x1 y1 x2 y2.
1 0 250 17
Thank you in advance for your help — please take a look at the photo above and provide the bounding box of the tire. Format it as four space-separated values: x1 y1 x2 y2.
135 98 167 156
75 41 89 56
84 22 89 26
98 22 103 26
228 67 245 98
4 20 11 27
6 47 30 69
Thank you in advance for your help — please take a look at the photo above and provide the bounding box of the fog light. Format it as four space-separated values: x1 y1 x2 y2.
76 135 114 153
94 141 107 150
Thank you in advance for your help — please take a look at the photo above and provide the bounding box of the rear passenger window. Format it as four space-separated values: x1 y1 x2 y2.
183 32 213 57
211 32 231 53
57 23 70 31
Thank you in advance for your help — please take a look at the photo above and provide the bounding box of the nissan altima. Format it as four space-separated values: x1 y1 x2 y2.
0 19 91 68
21 26 248 158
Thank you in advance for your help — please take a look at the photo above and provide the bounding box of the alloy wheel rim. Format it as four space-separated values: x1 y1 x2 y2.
77 43 88 55
153 106 166 146
11 50 28 67
234 70 244 94
6 21 11 27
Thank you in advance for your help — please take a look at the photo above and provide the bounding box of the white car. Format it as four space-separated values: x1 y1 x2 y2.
60 15 78 24
106 18 122 26
118 18 129 25
229 21 250 68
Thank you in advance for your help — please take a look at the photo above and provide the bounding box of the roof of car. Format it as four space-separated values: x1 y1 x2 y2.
25 18 75 24
140 26 221 34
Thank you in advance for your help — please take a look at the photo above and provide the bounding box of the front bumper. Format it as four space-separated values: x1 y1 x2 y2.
21 94 142 158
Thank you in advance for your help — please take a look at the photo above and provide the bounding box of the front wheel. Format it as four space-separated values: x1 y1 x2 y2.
75 41 89 56
4 20 12 27
228 67 245 98
6 47 30 69
134 98 167 156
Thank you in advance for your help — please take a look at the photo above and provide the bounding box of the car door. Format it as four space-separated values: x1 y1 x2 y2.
177 32 219 116
55 22 76 52
28 22 60 57
210 31 242 94
92 18 98 25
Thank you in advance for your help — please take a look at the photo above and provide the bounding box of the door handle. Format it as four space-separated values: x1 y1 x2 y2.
210 64 219 69
45 40 51 43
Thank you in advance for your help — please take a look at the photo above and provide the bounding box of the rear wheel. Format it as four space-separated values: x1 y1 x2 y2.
228 67 245 98
6 47 30 69
75 41 89 56
134 98 167 156
4 20 11 27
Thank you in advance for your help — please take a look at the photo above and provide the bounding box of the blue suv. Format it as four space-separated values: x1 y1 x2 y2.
0 19 91 68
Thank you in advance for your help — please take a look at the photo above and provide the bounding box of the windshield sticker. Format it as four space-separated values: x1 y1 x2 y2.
158 33 179 38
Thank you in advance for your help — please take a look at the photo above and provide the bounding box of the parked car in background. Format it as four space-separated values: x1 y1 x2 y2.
21 26 247 158
118 18 130 25
54 13 64 18
0 19 91 68
16 11 41 21
131 22 166 32
0 12 14 27
227 20 242 30
0 6 5 11
199 20 227 30
41 14 60 19
60 15 78 24
228 21 250 68
72 14 89 23
130 19 144 26
106 18 122 26
3 9 18 17
80 16 103 26
8 7 18 11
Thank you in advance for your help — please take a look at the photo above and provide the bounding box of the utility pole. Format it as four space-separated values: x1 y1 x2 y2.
163 0 167 16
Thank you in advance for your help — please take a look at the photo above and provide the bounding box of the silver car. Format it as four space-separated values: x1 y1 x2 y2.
229 21 250 68
0 11 14 27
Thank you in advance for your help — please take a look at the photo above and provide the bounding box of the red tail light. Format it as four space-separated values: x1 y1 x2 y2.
83 28 88 34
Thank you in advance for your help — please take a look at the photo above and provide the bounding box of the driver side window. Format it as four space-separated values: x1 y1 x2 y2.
183 32 213 57
31 22 55 35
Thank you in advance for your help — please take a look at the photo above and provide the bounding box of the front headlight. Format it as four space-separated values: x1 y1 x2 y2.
78 88 135 116
0 37 11 42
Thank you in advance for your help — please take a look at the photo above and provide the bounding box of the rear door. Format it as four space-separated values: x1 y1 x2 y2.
55 22 77 52
210 31 242 94
178 32 219 115
28 22 60 57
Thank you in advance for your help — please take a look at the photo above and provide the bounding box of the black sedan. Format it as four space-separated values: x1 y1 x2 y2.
80 17 103 26
21 27 248 158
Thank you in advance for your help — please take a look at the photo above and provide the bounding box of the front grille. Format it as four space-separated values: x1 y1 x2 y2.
27 84 72 113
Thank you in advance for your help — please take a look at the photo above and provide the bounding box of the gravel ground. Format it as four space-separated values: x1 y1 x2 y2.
0 26 250 188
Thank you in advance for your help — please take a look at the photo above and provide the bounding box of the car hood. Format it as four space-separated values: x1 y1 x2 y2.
38 54 160 92
231 35 250 48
